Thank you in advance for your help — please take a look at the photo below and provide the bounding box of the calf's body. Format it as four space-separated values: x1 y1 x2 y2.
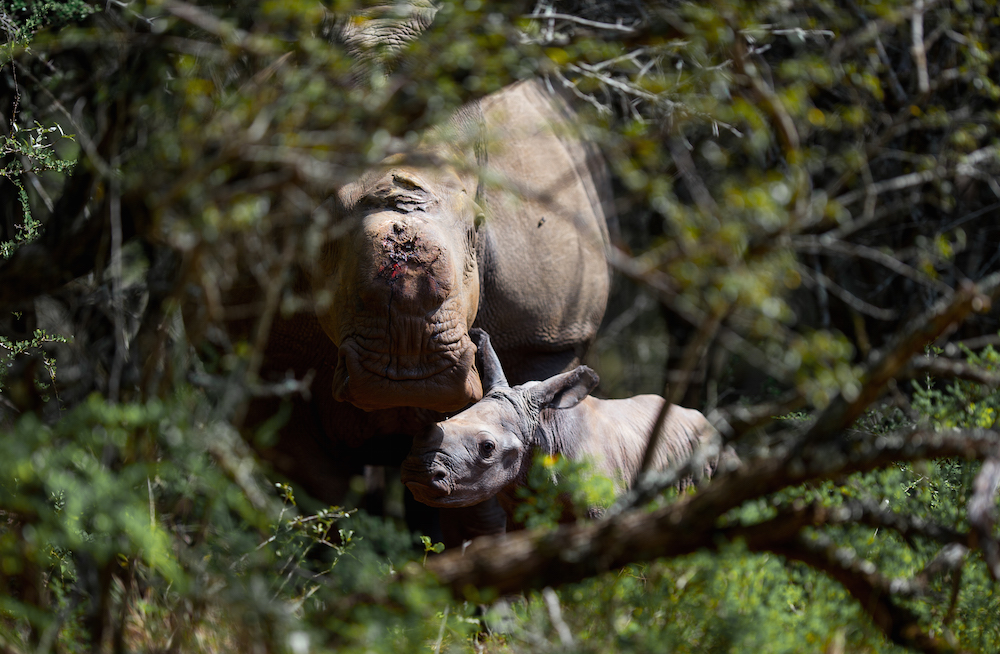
534 395 716 487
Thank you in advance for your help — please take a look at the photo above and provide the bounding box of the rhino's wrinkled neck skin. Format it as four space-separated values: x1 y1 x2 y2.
315 166 482 412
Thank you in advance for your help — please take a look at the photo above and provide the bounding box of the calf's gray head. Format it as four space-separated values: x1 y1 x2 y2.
314 161 485 413
401 329 598 507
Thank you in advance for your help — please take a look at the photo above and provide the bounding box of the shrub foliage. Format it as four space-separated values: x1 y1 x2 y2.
2 1 1000 652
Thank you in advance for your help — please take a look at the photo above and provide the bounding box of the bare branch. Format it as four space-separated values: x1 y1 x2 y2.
733 38 798 154
828 199 914 241
792 235 955 297
875 34 909 105
109 158 126 403
552 69 612 115
566 62 662 103
542 587 574 646
917 543 969 586
712 391 807 438
831 0 942 59
904 355 1000 387
522 12 638 33
731 30 810 221
969 457 1000 581
162 0 246 45
834 499 968 546
667 138 718 218
636 304 725 480
425 427 1000 597
835 169 938 207
945 333 1000 352
911 0 930 94
797 262 899 321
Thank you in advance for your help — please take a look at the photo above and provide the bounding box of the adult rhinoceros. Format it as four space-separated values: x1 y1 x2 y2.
242 79 612 541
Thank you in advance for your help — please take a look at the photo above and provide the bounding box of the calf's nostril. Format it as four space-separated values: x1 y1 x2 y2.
432 470 447 483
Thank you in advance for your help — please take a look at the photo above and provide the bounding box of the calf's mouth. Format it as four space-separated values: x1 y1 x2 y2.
401 454 483 507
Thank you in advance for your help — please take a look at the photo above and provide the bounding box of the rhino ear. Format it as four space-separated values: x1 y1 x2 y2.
529 366 599 410
469 328 508 390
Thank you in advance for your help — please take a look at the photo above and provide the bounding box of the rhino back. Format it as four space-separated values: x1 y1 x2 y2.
472 80 612 383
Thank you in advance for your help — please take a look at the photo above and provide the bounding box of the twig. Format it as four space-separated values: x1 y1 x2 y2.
711 391 807 439
916 543 969 587
667 137 717 218
829 199 913 240
792 235 955 297
109 156 126 402
911 0 929 94
567 62 663 103
831 0 942 59
904 356 1000 387
797 261 898 321
553 69 612 115
522 12 638 33
587 48 648 72
635 304 724 482
943 560 964 626
148 477 155 528
162 0 245 44
14 61 111 178
835 169 938 206
968 457 1000 581
542 587 573 646
944 333 1000 353
432 605 449 654
229 231 299 427
189 370 316 400
874 34 908 104
833 499 968 546
731 31 809 221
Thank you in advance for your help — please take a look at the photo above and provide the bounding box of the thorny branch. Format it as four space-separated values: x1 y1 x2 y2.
425 427 1000 587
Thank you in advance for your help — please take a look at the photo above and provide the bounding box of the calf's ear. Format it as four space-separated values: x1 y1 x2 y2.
469 327 509 390
529 366 599 410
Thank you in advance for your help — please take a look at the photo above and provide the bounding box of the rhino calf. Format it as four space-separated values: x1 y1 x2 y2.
402 329 725 526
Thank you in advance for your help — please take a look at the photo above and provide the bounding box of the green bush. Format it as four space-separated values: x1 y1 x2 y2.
2 0 1000 652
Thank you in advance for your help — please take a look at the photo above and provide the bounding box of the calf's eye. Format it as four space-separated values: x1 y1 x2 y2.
479 441 496 458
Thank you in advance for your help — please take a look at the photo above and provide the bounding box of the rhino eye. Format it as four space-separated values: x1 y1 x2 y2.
479 440 496 458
